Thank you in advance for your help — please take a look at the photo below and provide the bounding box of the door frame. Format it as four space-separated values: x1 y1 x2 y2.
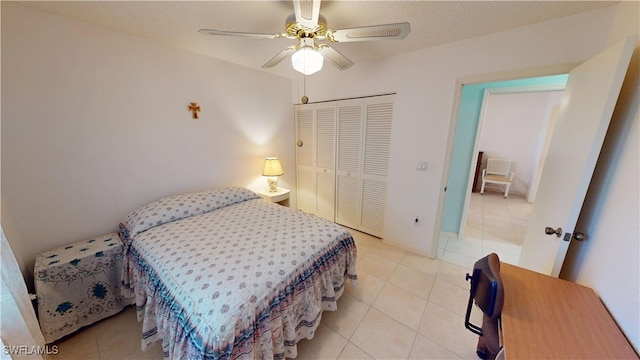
457 84 567 238
432 64 577 258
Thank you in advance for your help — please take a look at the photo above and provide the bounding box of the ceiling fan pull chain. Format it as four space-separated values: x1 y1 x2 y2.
301 73 309 104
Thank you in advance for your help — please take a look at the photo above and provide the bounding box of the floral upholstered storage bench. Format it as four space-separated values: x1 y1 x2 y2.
34 233 132 343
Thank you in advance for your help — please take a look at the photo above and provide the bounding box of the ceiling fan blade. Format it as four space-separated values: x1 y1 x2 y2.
262 46 297 68
293 0 321 29
318 45 353 70
327 22 411 42
198 28 290 40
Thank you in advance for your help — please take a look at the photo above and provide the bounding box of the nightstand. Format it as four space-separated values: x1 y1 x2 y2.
258 187 290 206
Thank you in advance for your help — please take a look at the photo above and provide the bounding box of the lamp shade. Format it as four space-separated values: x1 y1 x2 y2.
291 47 323 75
262 157 284 176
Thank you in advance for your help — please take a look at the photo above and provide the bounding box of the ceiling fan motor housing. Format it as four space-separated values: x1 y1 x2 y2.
286 13 327 39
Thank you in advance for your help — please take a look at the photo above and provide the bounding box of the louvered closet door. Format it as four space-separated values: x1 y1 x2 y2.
335 99 364 229
295 106 315 214
359 95 394 237
315 105 336 221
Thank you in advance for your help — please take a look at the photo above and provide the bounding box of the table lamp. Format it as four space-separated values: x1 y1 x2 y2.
262 157 283 192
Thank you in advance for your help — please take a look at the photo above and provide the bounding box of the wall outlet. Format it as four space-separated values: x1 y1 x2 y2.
416 161 428 171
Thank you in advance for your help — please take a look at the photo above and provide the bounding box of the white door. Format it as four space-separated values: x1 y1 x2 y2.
518 37 635 276
315 105 337 221
295 106 315 214
335 99 364 229
359 95 394 237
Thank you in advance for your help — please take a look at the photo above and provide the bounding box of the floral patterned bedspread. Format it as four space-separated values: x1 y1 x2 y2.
120 187 357 359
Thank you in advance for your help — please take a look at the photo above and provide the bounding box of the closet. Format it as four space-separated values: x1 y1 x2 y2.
295 102 337 222
294 94 394 237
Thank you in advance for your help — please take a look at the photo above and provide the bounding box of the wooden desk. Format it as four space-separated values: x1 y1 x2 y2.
500 263 638 359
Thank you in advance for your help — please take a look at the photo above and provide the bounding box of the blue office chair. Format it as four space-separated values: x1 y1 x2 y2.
465 253 504 360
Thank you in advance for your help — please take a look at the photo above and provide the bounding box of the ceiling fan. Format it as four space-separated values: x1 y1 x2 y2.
198 0 411 75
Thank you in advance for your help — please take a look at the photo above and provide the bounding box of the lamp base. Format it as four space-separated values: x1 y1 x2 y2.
267 177 279 192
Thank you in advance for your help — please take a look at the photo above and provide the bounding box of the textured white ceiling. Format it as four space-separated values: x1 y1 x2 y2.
15 1 616 79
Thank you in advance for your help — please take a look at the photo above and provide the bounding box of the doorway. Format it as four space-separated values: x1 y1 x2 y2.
439 75 568 268
462 89 565 263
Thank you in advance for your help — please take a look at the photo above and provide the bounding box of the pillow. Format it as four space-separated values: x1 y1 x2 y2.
120 186 259 240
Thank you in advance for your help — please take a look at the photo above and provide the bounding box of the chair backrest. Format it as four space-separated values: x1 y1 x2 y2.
465 253 504 335
485 158 511 177
465 253 505 360
473 253 504 318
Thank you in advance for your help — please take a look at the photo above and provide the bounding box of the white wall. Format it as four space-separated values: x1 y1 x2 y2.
1 3 294 286
296 6 617 256
478 91 564 196
3 1 638 352
561 1 639 352
293 7 639 349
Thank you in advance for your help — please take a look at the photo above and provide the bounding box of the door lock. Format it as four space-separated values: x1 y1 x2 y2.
572 232 587 241
545 227 563 238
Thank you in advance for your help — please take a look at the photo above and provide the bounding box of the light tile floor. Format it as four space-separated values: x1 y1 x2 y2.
47 230 484 359
439 192 534 269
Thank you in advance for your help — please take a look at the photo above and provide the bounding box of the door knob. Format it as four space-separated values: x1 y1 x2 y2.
297 140 303 147
572 232 587 241
545 227 563 238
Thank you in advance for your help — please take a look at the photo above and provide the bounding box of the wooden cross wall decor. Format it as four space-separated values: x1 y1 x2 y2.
188 102 201 119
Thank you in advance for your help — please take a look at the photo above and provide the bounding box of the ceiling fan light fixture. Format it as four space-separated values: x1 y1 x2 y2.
291 46 323 75
200 1 411 73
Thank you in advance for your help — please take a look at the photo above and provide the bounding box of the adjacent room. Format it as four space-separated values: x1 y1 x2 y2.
2 1 638 359
440 78 567 267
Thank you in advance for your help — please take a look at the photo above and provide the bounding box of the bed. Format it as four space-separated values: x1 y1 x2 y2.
119 186 358 359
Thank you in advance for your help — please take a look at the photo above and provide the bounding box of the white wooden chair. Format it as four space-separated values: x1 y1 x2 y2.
480 158 514 198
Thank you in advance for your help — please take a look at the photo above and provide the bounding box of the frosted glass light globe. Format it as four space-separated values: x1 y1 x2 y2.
291 47 323 75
